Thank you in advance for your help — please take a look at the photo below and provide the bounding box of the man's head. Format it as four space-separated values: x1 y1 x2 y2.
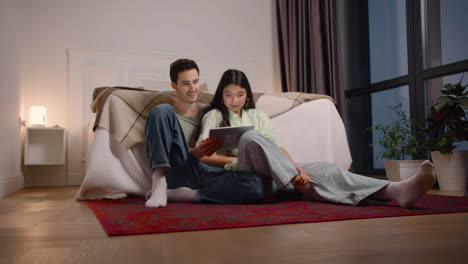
170 59 200 103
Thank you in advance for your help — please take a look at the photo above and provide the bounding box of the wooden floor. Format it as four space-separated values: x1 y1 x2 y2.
1 187 467 264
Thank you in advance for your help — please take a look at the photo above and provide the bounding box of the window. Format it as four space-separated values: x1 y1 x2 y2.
423 0 468 69
371 85 410 169
343 0 468 173
368 0 408 83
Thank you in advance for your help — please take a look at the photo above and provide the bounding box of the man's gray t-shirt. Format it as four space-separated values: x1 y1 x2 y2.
173 103 208 148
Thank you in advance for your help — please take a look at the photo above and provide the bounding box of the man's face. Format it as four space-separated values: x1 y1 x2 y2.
171 69 200 104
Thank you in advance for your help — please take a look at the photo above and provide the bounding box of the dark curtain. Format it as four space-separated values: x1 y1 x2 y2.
276 0 347 124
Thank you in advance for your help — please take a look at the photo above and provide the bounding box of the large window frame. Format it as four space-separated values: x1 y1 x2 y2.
344 0 468 174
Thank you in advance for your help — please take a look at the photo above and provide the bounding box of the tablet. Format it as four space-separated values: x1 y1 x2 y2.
209 125 255 150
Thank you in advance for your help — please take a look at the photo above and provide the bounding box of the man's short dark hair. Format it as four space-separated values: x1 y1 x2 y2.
169 59 199 83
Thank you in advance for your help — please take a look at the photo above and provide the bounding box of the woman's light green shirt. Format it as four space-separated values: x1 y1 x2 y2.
196 108 280 170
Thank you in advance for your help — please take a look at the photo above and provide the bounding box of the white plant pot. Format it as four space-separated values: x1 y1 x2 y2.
383 160 425 182
431 150 468 192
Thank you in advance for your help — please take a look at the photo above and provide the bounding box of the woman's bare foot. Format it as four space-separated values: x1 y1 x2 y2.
293 182 322 200
394 160 436 208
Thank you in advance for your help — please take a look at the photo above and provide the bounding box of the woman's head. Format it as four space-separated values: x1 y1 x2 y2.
209 69 255 125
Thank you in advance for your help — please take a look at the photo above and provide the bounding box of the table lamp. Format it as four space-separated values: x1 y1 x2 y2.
30 106 47 127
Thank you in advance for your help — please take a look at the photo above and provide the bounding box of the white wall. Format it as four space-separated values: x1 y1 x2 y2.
20 0 280 185
0 0 25 197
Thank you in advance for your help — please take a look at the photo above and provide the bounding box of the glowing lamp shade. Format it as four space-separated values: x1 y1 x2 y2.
30 106 47 126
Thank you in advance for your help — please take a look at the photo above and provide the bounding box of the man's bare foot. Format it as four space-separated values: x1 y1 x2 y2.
145 169 168 208
395 160 436 208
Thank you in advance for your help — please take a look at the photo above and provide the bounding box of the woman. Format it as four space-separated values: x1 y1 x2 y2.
196 69 436 208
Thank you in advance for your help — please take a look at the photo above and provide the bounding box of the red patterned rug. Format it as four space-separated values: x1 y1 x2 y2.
85 194 468 236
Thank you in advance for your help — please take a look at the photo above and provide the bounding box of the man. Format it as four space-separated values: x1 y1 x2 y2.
144 59 263 208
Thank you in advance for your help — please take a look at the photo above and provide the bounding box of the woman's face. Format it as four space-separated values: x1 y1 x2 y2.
222 84 247 116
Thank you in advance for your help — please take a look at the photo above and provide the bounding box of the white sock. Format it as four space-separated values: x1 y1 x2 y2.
167 187 198 203
145 168 168 208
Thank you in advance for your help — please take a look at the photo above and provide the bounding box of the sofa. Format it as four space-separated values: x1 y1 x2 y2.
76 88 351 200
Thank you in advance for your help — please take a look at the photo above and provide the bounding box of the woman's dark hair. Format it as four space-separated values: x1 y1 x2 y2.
207 69 256 127
169 59 199 83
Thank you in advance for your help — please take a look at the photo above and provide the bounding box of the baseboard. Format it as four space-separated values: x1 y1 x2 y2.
0 174 24 198
67 173 84 186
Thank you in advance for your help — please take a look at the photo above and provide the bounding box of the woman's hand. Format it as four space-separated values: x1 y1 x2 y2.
279 146 311 185
190 138 222 160
291 167 312 185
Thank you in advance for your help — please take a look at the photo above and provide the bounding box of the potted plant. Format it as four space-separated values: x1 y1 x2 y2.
425 79 468 191
372 104 428 182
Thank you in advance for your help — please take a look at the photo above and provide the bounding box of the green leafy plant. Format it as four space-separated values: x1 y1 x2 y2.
425 79 468 154
371 104 427 160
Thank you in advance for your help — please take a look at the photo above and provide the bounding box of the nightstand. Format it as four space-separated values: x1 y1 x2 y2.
24 127 66 165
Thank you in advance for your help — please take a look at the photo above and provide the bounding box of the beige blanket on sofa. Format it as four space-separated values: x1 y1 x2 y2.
91 87 333 149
